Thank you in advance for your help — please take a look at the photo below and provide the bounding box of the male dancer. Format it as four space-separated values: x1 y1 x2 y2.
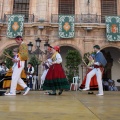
5 36 30 96
83 45 107 96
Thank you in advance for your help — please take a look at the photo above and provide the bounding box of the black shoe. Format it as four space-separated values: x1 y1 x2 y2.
58 90 63 95
16 91 22 94
0 91 5 96
88 91 94 94
49 93 56 95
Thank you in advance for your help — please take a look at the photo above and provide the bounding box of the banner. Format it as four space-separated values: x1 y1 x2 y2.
7 14 24 38
106 16 120 41
59 15 75 38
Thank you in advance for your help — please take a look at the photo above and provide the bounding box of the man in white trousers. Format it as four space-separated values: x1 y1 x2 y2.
83 45 107 96
5 36 30 96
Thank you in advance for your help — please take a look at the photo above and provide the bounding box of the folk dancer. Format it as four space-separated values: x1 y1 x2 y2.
5 36 30 96
41 46 53 85
83 45 107 96
41 46 53 94
80 55 99 90
3 48 27 94
43 46 70 95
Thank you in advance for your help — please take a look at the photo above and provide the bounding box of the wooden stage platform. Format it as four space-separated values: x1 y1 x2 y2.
0 91 120 120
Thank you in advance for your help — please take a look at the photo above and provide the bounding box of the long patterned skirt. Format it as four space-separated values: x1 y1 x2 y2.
80 69 98 90
80 68 104 90
43 64 70 90
3 68 27 91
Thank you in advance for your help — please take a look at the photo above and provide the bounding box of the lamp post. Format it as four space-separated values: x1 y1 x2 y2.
28 38 49 55
27 42 33 53
27 37 50 76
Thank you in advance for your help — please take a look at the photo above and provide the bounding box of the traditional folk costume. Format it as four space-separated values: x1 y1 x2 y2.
80 60 99 90
5 36 30 96
83 45 107 96
41 51 53 85
43 46 70 95
3 68 27 91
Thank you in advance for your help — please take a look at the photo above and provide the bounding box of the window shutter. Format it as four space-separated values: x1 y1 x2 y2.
13 0 30 22
59 0 75 15
101 0 117 22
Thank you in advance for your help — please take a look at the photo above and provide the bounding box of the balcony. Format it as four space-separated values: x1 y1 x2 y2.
2 14 35 23
51 14 104 24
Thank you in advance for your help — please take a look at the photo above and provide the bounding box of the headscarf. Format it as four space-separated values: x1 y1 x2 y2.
53 46 60 53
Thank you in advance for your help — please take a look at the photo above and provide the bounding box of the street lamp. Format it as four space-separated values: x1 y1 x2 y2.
35 37 41 48
27 42 33 53
44 41 50 54
27 37 50 78
27 38 49 54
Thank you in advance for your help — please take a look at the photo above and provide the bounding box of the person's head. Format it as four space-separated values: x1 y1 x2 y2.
1 62 5 66
93 45 100 53
15 36 23 44
88 55 93 61
13 48 19 55
28 62 32 67
47 46 53 53
52 46 60 53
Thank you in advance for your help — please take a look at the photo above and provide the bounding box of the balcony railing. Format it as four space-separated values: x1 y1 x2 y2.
51 14 104 24
3 14 35 23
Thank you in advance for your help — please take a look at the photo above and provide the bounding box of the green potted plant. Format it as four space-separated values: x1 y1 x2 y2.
65 50 82 83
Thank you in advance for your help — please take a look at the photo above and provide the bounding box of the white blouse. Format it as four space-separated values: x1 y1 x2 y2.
53 53 62 64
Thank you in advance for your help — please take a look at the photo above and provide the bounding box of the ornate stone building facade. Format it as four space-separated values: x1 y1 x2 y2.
0 0 120 86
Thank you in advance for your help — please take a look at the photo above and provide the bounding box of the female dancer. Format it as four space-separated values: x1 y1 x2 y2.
43 46 70 95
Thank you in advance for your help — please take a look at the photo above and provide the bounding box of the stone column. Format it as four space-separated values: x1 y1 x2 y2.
79 0 101 15
90 0 101 15
117 0 120 15
79 0 88 14
75 0 80 14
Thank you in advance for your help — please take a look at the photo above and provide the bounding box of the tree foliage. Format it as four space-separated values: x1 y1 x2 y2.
0 49 14 68
65 50 82 83
29 55 41 74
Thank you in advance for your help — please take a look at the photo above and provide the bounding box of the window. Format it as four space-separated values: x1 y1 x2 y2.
13 0 30 22
101 0 117 22
59 0 75 15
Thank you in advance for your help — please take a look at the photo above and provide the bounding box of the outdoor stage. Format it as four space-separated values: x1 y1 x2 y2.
0 91 120 120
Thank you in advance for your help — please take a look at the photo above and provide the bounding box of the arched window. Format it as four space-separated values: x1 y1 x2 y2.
13 0 30 22
58 0 75 15
101 0 117 22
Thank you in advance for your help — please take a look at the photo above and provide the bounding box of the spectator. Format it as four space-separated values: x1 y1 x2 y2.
27 62 34 90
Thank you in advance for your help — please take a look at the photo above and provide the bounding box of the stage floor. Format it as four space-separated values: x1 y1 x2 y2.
0 91 120 120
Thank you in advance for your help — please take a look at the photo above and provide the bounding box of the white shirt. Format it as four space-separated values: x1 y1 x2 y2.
53 53 62 64
0 66 3 72
27 66 34 74
0 65 9 72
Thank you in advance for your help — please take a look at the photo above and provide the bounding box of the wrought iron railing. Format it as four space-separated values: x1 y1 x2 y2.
3 14 35 23
51 14 105 24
